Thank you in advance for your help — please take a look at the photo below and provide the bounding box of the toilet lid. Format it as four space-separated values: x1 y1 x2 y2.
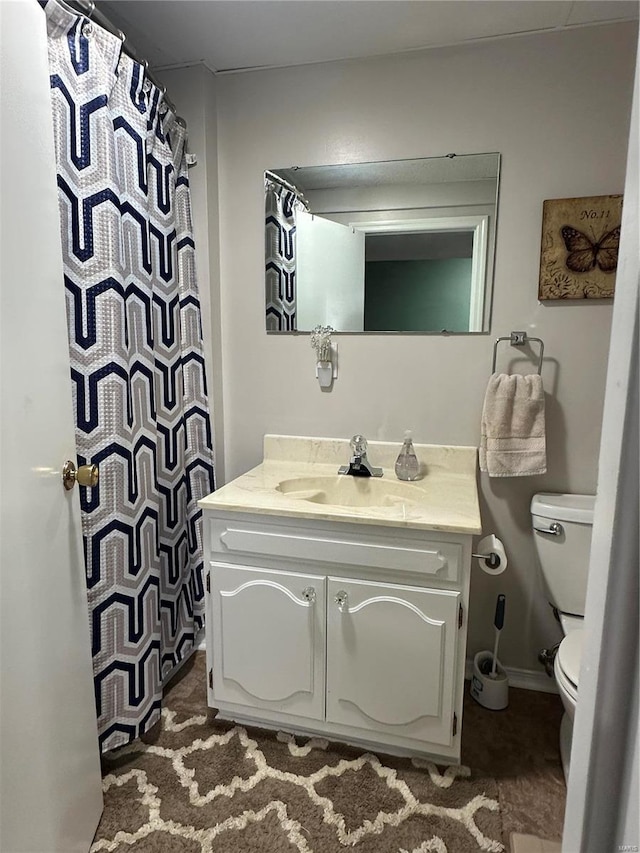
557 629 584 688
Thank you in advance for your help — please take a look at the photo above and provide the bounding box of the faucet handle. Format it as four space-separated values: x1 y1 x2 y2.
350 434 368 455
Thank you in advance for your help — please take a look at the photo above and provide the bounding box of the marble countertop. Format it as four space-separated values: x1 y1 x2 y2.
198 435 482 535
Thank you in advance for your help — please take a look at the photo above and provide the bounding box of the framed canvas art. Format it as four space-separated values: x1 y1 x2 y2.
538 194 623 300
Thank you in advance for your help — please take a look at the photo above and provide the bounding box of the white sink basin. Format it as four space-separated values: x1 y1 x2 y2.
276 475 423 508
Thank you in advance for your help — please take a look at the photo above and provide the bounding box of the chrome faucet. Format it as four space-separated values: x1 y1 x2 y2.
338 435 383 478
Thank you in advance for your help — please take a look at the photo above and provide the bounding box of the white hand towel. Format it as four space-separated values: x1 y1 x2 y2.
479 373 547 477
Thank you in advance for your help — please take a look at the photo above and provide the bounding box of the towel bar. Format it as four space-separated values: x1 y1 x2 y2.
492 331 544 375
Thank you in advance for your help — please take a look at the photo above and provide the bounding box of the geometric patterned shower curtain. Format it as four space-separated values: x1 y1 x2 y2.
265 179 301 331
43 0 215 752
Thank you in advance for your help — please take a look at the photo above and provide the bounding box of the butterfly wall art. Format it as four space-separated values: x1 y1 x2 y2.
538 194 623 299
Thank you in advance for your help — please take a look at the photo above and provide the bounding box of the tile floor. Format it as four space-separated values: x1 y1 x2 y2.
461 682 566 851
511 833 563 853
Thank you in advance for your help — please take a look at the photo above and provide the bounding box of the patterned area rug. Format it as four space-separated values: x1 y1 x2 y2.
91 654 504 853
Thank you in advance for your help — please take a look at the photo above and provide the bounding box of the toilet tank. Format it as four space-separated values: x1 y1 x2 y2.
531 493 595 617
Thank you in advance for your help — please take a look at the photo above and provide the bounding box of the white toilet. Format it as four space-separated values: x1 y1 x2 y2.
531 492 595 778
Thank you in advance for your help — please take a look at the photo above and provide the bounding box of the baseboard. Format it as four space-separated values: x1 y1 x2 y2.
184 635 556 693
465 658 559 694
189 636 554 692
163 628 207 684
196 628 206 651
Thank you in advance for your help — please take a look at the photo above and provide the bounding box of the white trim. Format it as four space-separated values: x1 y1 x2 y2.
196 627 207 651
163 629 207 683
351 215 490 332
562 40 639 853
465 658 559 695
467 215 487 331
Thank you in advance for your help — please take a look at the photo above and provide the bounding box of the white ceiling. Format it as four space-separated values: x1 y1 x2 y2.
101 0 638 74
274 152 499 192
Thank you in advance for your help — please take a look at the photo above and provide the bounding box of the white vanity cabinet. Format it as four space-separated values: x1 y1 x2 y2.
326 577 460 748
210 563 326 721
202 510 472 762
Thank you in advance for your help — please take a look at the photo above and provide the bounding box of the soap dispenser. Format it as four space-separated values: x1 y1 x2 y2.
395 431 420 481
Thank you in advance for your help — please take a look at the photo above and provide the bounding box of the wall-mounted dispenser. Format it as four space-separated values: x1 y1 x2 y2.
310 325 337 389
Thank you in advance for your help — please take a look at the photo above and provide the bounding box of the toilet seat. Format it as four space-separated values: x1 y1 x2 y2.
555 656 578 705
555 629 583 705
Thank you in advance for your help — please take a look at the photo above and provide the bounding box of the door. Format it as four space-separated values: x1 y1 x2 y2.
326 577 460 746
0 2 103 851
296 210 365 330
211 563 326 720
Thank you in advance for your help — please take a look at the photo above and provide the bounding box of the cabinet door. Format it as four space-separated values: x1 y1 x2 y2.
211 563 325 720
326 577 460 746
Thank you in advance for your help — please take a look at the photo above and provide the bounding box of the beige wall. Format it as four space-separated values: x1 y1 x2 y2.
195 23 635 672
158 64 226 484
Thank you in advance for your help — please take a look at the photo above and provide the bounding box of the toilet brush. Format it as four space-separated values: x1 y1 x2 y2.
489 594 506 678
471 594 509 709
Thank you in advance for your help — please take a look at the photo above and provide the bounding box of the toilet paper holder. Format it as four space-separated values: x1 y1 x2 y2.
473 534 508 575
471 550 502 570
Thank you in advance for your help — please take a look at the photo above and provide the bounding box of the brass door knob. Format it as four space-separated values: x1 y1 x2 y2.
62 460 99 490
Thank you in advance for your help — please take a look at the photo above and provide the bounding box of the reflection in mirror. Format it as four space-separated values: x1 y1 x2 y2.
265 153 500 334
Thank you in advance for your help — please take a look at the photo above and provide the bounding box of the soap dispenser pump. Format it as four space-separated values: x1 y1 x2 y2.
395 431 420 481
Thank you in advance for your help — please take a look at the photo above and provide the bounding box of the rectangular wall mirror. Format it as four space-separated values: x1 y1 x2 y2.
265 152 501 334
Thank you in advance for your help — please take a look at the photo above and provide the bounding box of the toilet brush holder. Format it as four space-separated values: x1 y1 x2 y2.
470 650 509 710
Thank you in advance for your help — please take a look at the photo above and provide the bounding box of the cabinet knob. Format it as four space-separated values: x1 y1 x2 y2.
334 590 349 612
302 586 316 604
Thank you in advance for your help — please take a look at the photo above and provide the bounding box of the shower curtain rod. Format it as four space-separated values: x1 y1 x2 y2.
265 170 310 208
64 0 186 127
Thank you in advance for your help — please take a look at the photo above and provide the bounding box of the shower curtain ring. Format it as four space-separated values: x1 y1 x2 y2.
86 0 95 18
118 30 126 43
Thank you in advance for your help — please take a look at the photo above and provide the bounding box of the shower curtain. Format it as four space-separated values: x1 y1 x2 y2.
43 0 215 751
265 179 300 330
